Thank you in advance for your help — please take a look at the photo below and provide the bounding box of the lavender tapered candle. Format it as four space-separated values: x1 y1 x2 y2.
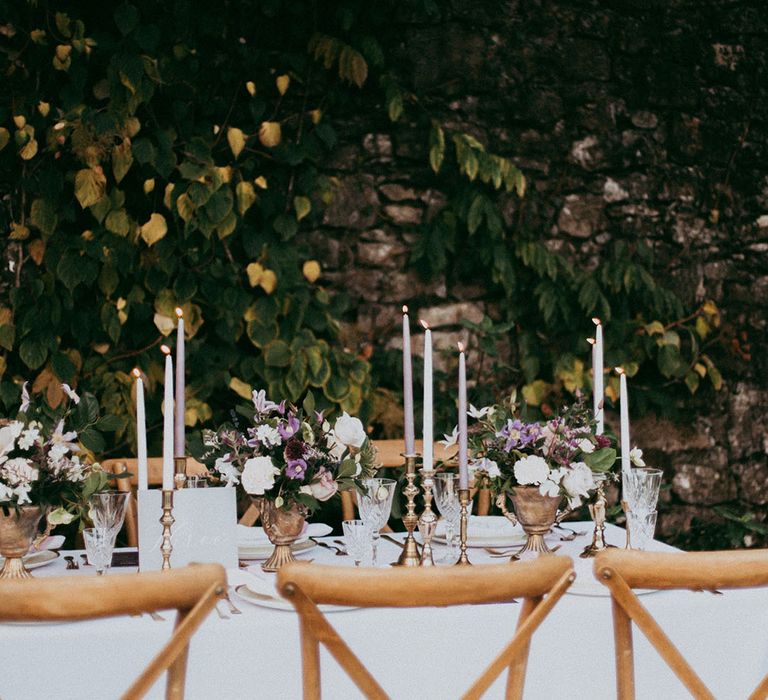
174 307 185 459
421 321 433 471
402 306 415 455
458 343 468 490
133 369 148 491
161 345 174 490
618 368 630 476
593 318 604 435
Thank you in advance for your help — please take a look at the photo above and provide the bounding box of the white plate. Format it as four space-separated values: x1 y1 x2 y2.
0 550 59 570
238 539 316 560
433 516 527 548
236 523 332 560
233 584 358 613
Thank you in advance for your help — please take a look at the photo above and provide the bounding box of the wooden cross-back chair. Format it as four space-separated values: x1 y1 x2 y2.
594 548 768 700
0 563 226 699
101 457 210 547
278 557 575 699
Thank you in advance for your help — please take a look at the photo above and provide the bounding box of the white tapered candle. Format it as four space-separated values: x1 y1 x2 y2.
593 318 604 435
161 346 174 490
618 368 630 476
133 369 148 491
421 321 433 471
458 343 468 490
402 306 415 455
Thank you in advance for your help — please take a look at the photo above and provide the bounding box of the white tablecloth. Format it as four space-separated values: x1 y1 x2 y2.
2 523 767 699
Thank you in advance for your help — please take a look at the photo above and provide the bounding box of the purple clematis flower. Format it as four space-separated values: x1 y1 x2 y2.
252 389 279 415
286 458 307 480
278 415 301 440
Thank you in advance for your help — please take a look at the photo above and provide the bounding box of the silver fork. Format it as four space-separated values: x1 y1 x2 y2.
223 590 242 615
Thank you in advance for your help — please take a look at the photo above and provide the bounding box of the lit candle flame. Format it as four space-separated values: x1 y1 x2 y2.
458 341 465 352
402 305 408 314
175 307 184 319
587 337 595 345
592 317 601 326
161 344 171 355
420 320 429 330
615 366 625 375
132 368 141 379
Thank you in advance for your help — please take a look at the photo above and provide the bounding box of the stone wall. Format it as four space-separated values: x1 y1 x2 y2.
305 0 768 544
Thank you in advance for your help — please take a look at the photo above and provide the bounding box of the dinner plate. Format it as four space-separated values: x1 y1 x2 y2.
233 584 358 613
0 550 60 571
433 516 527 548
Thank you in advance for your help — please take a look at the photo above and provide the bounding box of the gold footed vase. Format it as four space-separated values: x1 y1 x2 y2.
498 486 561 559
253 497 307 572
0 506 44 580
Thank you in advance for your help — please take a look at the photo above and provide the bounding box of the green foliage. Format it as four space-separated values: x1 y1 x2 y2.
0 1 374 457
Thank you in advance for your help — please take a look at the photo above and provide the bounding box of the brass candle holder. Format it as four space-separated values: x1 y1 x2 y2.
160 489 175 571
455 487 471 566
580 473 615 558
622 500 632 549
174 456 187 489
395 453 421 567
418 469 437 567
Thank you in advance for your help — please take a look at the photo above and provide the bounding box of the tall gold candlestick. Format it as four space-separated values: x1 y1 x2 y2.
174 456 187 489
160 489 175 571
395 454 420 567
580 474 615 558
418 469 437 567
455 488 471 566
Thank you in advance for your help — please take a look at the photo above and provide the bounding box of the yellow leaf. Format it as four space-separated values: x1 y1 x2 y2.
215 166 233 185
163 183 174 209
302 260 321 283
276 74 290 95
30 29 46 44
258 121 281 148
92 343 110 354
236 181 257 216
243 304 258 321
53 44 72 71
19 138 38 160
259 269 277 294
644 321 665 336
0 127 8 151
143 178 155 194
118 309 128 325
522 380 550 407
245 80 257 97
176 193 194 222
695 315 709 339
153 312 175 336
116 297 127 310
702 300 718 316
28 239 46 265
229 377 252 401
81 230 94 240
140 213 168 246
13 115 26 129
310 109 322 125
227 126 246 159
293 195 311 222
246 262 264 287
9 222 29 240
254 175 268 190
74 167 106 208
216 211 237 239
694 362 707 378
37 101 50 117
111 137 133 183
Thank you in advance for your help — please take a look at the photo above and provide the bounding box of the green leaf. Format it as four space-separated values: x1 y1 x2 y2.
105 209 130 236
707 364 723 391
111 138 133 183
51 352 75 382
685 370 700 394
79 427 106 453
273 214 298 240
30 199 58 237
583 447 616 473
0 324 15 351
263 339 291 367
114 3 139 34
293 196 311 222
19 337 48 370
467 194 484 235
246 320 277 349
657 345 685 379
74 168 106 209
95 414 124 431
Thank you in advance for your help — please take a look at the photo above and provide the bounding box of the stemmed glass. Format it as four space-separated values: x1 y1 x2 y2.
622 468 663 548
82 527 114 575
342 520 372 567
433 473 461 562
88 492 130 545
358 478 396 566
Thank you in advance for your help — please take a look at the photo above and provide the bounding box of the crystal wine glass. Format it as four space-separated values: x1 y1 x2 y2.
357 478 396 566
342 520 372 566
82 527 114 575
622 468 663 515
433 473 461 562
88 492 130 544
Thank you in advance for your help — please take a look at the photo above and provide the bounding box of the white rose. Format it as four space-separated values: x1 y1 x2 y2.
513 455 550 485
333 412 366 449
578 438 595 454
240 456 280 495
0 421 24 456
562 462 594 502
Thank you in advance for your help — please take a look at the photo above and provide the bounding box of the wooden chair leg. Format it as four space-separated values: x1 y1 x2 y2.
300 617 322 700
238 503 260 527
748 673 768 700
505 596 538 700
164 619 190 700
477 488 491 516
125 495 139 548
611 595 635 700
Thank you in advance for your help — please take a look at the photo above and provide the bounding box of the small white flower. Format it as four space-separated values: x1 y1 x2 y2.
0 421 24 457
440 426 459 448
513 455 550 485
19 382 30 413
473 457 500 479
2 457 39 486
61 383 80 404
240 456 280 495
539 479 560 498
629 447 646 467
333 412 366 449
0 483 14 502
255 424 281 447
578 438 595 454
215 456 240 486
468 404 490 419
18 427 40 451
13 484 32 504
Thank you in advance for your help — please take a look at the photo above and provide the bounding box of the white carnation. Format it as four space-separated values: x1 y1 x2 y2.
513 455 550 485
562 462 594 505
333 412 366 449
241 456 280 495
255 424 281 447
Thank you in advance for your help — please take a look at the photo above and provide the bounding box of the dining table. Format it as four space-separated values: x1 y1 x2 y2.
2 521 767 700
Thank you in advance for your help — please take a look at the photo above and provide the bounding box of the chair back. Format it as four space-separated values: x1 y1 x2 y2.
101 457 209 546
0 563 226 699
278 557 575 699
594 548 768 700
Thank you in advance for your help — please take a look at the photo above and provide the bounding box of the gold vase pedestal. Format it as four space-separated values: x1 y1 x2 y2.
498 486 561 559
254 497 308 572
0 506 44 580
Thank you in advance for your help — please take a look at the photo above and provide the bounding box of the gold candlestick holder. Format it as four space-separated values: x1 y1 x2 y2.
622 500 632 549
455 487 472 566
580 473 615 558
160 489 175 571
174 456 187 489
418 469 437 567
395 453 421 567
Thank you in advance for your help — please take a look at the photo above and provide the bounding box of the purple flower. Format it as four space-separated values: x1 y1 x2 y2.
278 415 300 440
252 389 279 415
284 438 306 462
276 400 287 416
595 434 611 449
286 458 307 480
314 410 325 424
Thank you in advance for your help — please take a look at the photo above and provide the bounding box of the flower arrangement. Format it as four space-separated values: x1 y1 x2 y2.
205 390 378 512
0 383 111 524
451 394 617 508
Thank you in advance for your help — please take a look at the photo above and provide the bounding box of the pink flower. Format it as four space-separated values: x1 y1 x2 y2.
309 468 338 502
